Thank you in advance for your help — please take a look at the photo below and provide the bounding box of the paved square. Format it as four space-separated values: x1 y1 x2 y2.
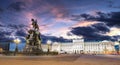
0 54 120 65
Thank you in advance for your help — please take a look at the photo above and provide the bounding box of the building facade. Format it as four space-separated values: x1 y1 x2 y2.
50 39 117 54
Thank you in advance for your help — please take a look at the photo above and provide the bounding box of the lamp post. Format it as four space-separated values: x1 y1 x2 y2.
0 48 3 55
13 38 21 55
47 40 52 54
104 46 107 54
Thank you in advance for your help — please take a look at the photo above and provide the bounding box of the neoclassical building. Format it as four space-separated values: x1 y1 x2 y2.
50 39 118 54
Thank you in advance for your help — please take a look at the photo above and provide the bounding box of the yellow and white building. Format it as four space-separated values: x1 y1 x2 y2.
49 39 118 54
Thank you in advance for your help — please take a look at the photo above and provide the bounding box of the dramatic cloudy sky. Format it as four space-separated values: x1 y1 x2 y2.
0 0 120 45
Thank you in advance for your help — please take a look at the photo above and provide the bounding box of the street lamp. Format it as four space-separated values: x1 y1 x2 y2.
13 38 21 55
47 40 52 53
0 48 3 55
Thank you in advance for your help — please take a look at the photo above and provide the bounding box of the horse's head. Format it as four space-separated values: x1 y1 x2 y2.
28 29 34 34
